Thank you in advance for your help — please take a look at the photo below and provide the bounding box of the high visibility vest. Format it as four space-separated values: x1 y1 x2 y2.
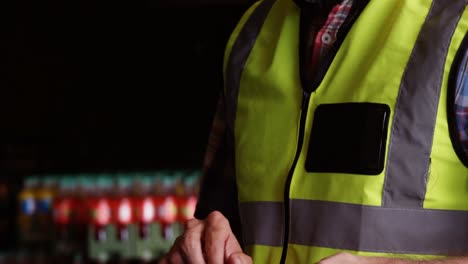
223 0 468 263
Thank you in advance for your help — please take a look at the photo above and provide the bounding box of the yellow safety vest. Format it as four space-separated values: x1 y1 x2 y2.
224 0 468 263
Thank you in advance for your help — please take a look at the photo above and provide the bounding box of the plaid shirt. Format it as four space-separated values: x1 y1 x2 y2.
456 50 468 152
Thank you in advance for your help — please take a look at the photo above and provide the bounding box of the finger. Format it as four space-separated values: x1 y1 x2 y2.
317 252 357 264
162 236 185 264
204 211 231 264
167 251 185 264
184 217 202 230
179 219 206 264
224 231 243 261
158 249 185 264
227 252 253 264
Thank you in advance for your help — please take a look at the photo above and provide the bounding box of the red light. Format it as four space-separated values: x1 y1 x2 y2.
94 199 111 226
158 197 177 224
142 198 155 223
118 198 132 225
54 198 72 225
180 196 197 221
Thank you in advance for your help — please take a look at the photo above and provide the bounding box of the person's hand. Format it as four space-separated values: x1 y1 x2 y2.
158 211 252 264
317 252 363 264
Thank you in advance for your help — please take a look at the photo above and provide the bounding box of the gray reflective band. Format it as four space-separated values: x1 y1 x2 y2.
383 0 467 208
240 201 284 247
242 200 468 254
224 0 276 132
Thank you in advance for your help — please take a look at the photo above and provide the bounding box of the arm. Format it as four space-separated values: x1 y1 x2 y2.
318 253 468 264
194 95 242 242
160 97 251 264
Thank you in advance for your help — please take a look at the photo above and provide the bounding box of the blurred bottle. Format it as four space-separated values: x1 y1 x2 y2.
177 171 199 224
135 176 156 240
154 173 177 240
36 176 57 246
53 176 77 262
115 175 134 241
53 177 74 240
75 175 93 260
173 171 184 200
89 176 112 242
18 176 39 246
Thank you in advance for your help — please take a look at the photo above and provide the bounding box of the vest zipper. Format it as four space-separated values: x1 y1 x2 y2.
279 90 310 264
279 1 368 263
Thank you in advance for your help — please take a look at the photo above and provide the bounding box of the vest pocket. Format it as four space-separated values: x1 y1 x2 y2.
305 103 390 175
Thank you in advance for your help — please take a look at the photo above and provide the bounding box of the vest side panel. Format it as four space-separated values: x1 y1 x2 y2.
235 0 302 203
425 5 468 210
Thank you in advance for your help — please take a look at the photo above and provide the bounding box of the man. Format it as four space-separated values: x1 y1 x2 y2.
161 0 468 263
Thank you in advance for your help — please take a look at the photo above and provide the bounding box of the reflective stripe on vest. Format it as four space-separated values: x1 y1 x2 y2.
225 0 468 261
383 0 468 208
224 0 276 133
240 200 468 254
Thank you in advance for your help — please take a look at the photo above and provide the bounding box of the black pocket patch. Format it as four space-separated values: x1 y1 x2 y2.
305 103 390 175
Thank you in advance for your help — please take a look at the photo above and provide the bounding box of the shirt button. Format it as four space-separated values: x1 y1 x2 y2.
321 32 333 44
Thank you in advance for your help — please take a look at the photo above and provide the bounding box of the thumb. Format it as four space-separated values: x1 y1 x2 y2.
227 252 253 264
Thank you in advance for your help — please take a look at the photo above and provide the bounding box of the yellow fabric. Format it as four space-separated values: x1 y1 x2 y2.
424 5 468 210
234 0 302 203
223 0 264 80
292 0 431 205
244 245 284 264
287 244 442 264
225 0 468 262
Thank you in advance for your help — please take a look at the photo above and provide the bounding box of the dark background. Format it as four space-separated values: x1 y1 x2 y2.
1 0 254 250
